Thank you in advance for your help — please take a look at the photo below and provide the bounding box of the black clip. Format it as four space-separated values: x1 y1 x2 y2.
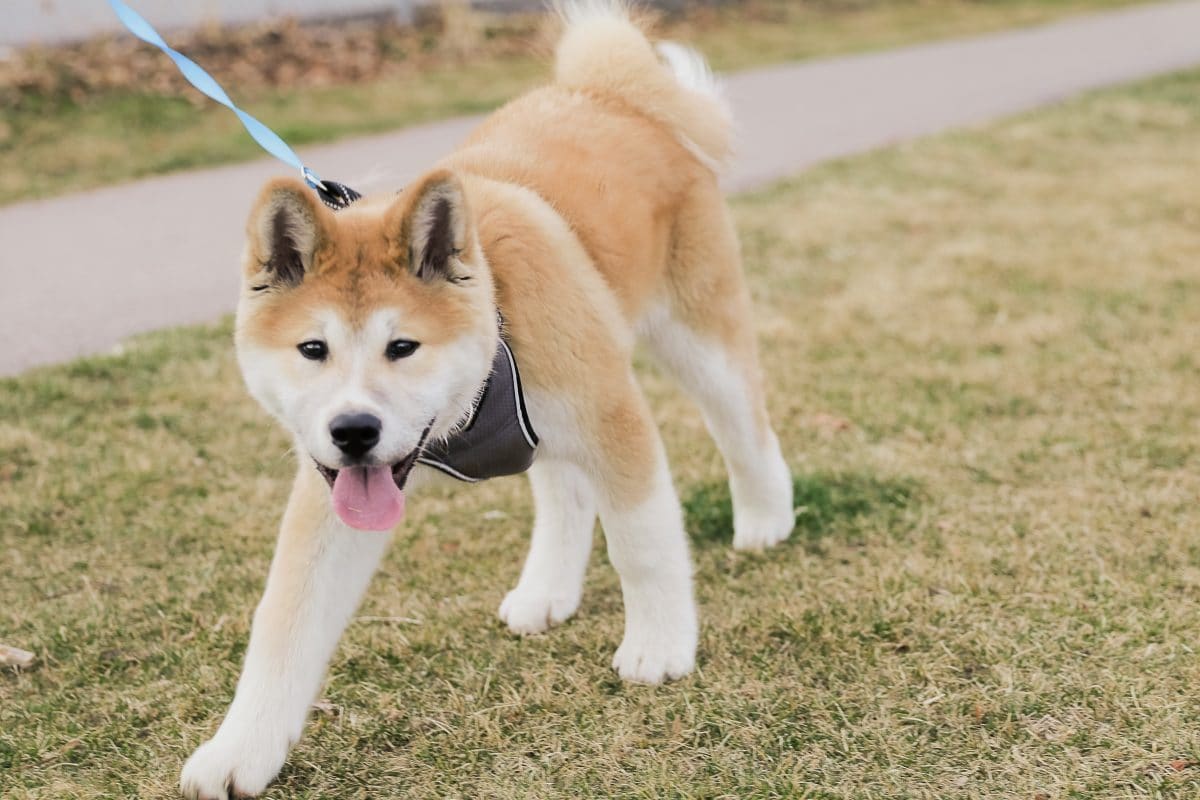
314 179 363 211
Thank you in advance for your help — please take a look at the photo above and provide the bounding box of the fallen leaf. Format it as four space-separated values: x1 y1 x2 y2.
808 412 853 434
1028 714 1070 742
0 643 35 669
312 699 340 716
39 738 82 763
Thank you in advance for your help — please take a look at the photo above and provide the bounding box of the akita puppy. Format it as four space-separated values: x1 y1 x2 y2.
181 2 793 797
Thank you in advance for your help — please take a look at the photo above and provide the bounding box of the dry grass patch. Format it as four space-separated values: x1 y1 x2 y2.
4 68 1200 798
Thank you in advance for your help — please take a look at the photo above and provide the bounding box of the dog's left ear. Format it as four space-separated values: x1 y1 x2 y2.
389 170 473 282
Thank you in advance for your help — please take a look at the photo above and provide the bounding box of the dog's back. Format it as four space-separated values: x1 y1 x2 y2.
441 0 733 319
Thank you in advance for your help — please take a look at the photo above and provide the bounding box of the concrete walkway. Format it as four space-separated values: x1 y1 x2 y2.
3 0 1200 376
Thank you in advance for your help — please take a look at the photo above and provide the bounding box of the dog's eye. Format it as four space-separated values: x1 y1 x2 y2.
297 340 328 361
386 340 420 361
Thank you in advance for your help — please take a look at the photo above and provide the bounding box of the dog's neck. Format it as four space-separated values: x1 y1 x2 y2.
417 318 538 482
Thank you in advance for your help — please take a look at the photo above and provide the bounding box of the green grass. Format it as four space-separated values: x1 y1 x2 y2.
684 473 918 550
0 0 1145 205
5 64 1200 799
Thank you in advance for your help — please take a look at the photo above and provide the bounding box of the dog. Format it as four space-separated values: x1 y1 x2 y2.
180 2 794 796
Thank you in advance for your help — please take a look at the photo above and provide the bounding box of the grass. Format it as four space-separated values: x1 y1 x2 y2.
0 0 1147 205
5 62 1200 799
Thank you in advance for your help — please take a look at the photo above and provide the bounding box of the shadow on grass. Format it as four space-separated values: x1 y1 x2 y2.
683 471 919 552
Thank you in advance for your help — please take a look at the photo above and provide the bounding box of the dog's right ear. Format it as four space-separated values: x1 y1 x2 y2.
245 179 329 288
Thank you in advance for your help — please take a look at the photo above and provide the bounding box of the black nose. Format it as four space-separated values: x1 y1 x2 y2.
330 413 382 459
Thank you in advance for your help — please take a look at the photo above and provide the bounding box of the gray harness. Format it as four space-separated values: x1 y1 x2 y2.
417 332 539 482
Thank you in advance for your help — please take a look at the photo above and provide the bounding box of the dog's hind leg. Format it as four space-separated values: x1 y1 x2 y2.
643 183 793 551
499 458 596 634
584 374 698 684
180 466 389 800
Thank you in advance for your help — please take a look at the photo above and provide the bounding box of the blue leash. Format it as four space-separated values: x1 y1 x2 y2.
106 0 361 210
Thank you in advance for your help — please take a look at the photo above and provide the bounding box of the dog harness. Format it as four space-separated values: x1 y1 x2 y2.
418 332 539 482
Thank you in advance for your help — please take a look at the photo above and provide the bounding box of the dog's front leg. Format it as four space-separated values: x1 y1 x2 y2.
499 459 596 634
181 466 390 800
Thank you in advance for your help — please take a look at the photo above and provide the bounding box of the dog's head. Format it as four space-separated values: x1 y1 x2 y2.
235 170 498 531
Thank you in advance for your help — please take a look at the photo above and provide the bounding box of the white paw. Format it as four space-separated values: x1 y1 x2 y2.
498 585 580 635
611 623 697 684
731 440 794 551
732 502 794 551
179 730 290 800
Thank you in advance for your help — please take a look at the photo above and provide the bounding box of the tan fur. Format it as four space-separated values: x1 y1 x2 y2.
456 173 660 505
241 174 486 339
552 0 732 166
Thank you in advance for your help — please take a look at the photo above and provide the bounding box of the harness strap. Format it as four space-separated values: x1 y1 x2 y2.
418 334 539 482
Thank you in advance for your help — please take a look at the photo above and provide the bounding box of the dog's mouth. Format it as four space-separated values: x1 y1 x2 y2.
315 448 420 492
315 427 429 532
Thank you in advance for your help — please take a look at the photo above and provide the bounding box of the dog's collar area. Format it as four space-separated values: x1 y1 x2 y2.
418 332 539 482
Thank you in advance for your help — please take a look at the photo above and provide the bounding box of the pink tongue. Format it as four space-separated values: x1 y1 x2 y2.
331 466 406 531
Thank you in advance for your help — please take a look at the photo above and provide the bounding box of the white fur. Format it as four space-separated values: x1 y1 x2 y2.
497 389 597 632
639 305 794 550
498 458 596 634
656 41 722 101
237 307 495 473
600 446 697 683
656 41 731 174
180 508 390 799
505 384 697 683
551 0 630 25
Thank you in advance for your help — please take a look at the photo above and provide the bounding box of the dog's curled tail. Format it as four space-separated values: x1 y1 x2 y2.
552 0 732 172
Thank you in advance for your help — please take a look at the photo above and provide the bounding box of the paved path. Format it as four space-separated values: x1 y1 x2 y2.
3 0 1200 376
5 0 420 48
